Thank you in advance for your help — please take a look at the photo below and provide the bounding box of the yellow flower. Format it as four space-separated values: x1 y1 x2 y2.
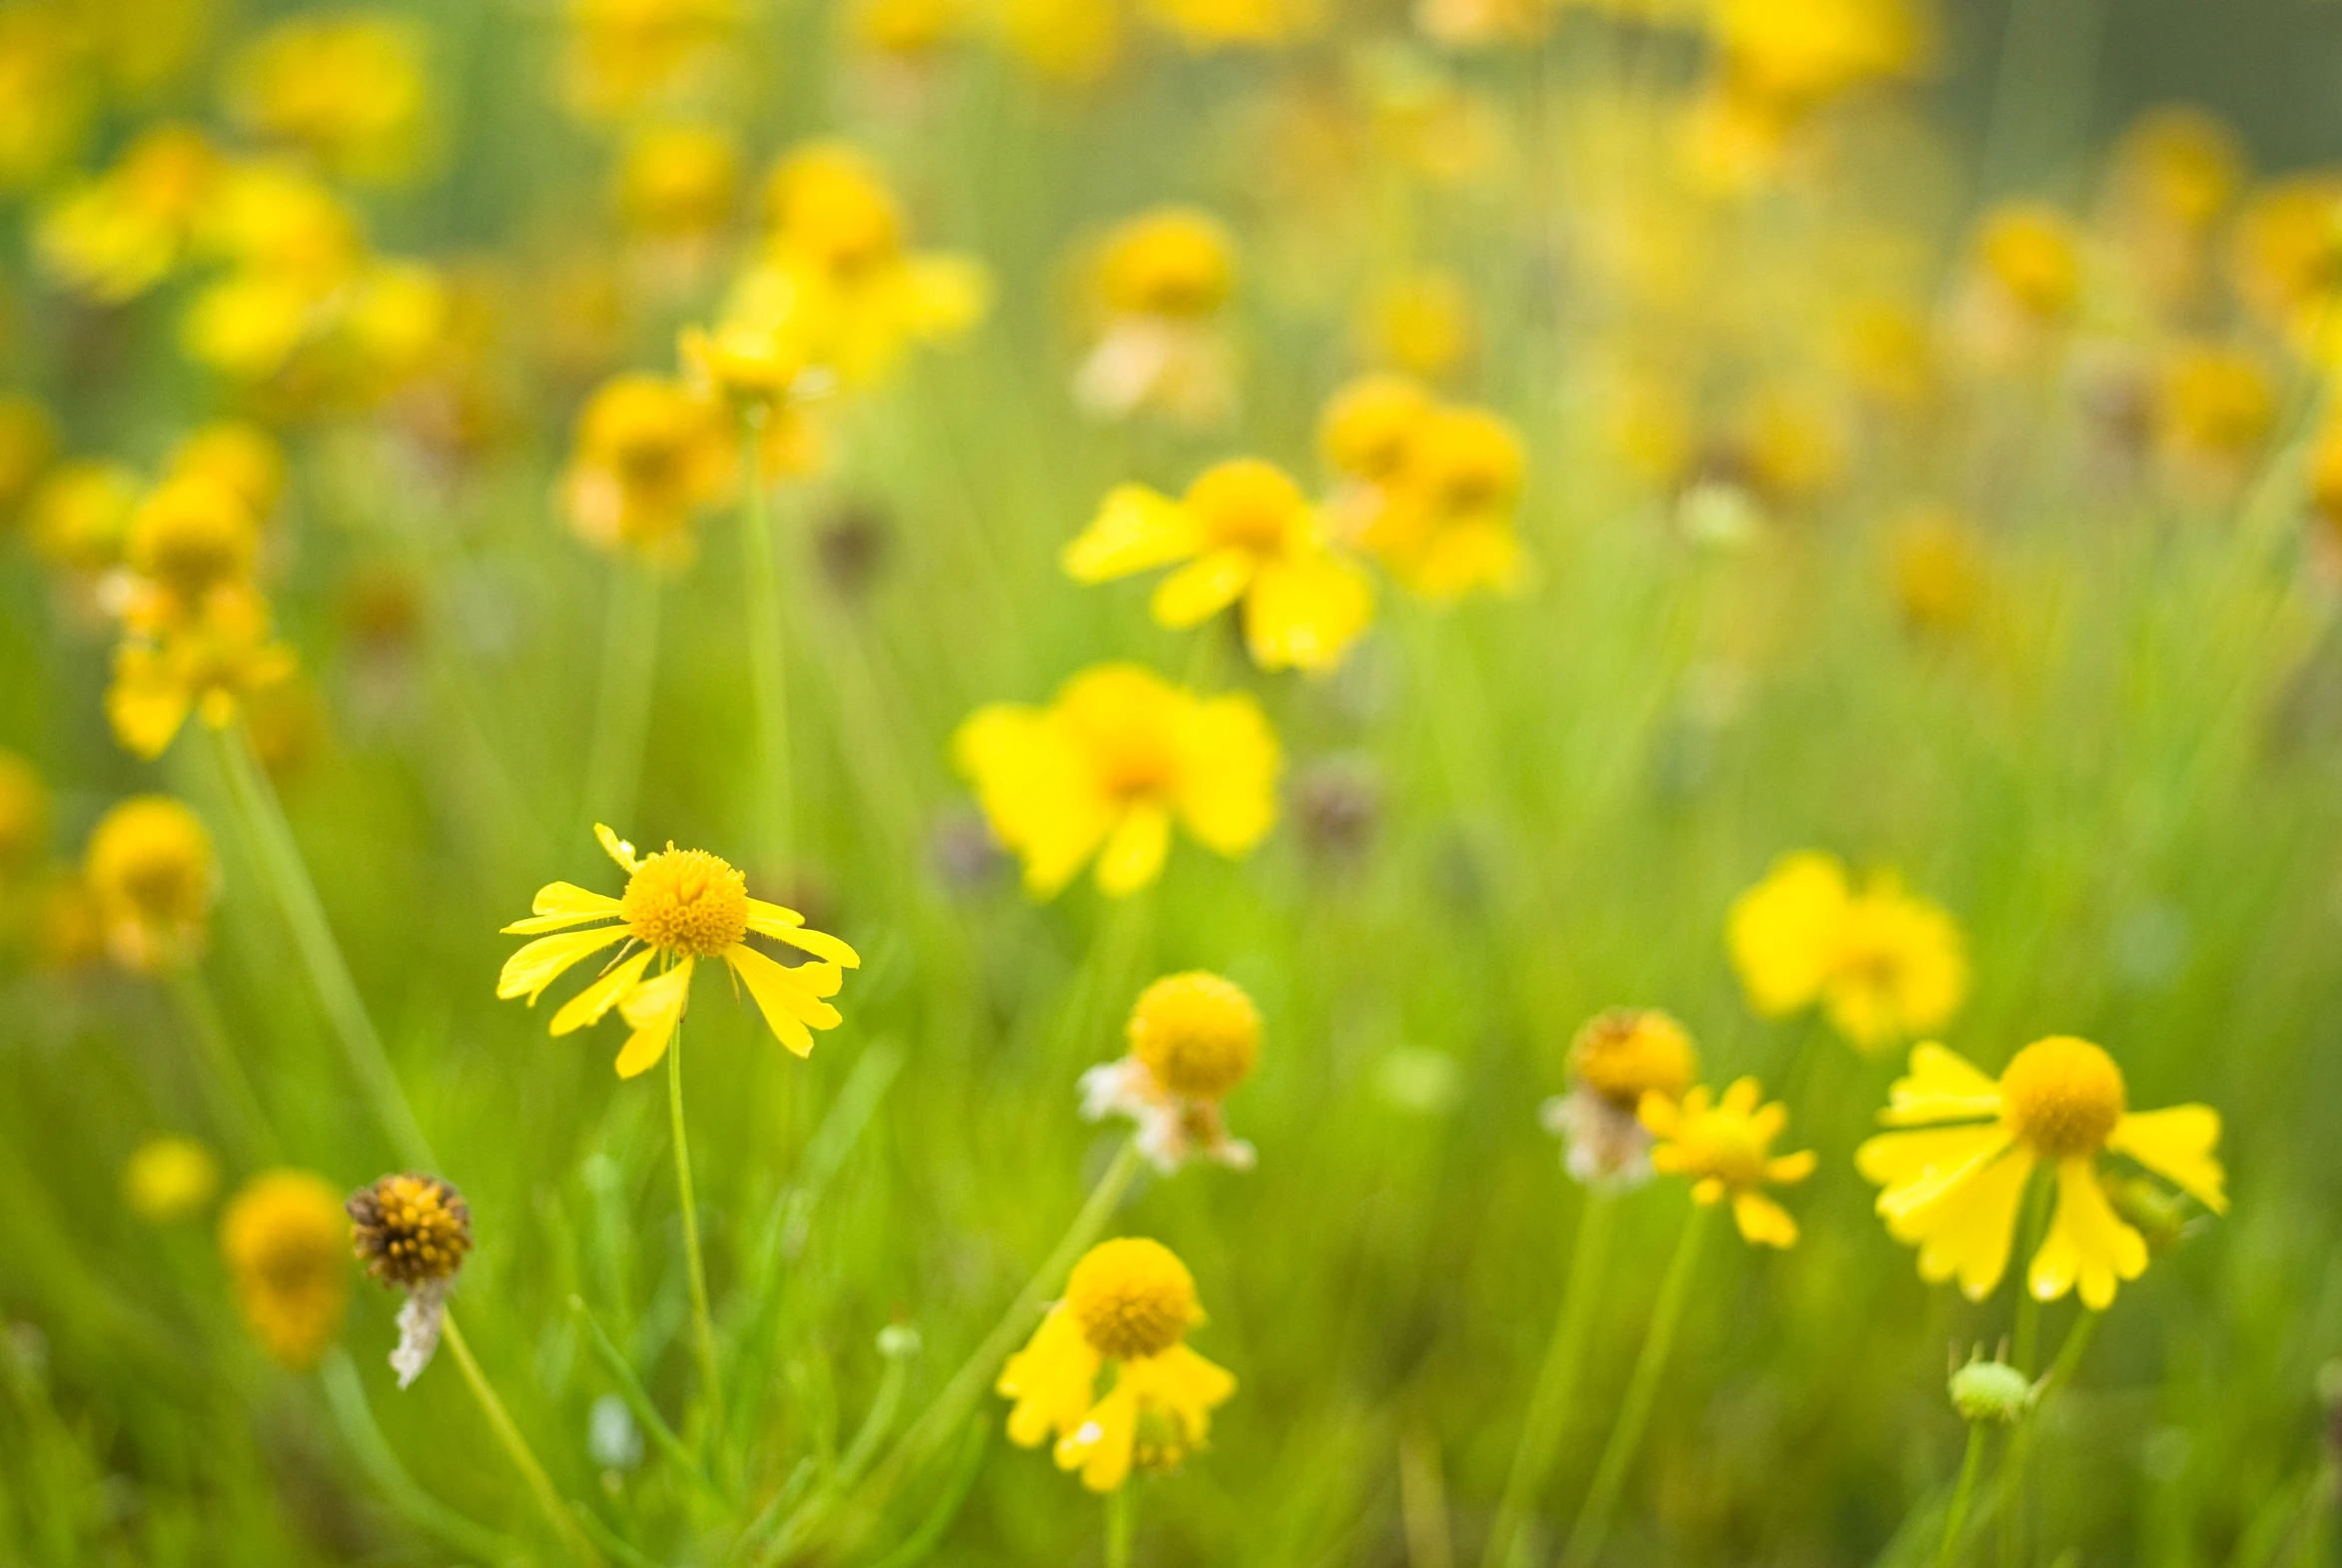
1096 209 1236 321
221 1170 352 1369
84 796 218 974
997 1237 1236 1492
850 0 967 58
559 373 738 566
27 460 140 579
562 0 746 122
226 12 430 185
35 125 221 303
169 420 288 519
2109 108 2243 236
953 663 1280 898
1083 972 1262 1171
106 586 297 761
1974 203 2083 326
1888 506 1986 635
496 825 861 1079
1075 208 1238 424
1857 1039 2226 1307
1359 401 1531 601
118 471 264 633
1542 1008 1701 1185
349 1172 474 1385
2229 174 2342 350
1065 459 1375 674
1726 850 1967 1051
1638 1079 1816 1246
123 1136 222 1222
616 121 741 240
1710 0 1924 109
995 0 1125 82
1362 269 1474 382
2156 342 2276 465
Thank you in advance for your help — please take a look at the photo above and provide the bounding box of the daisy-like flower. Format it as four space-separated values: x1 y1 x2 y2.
1082 972 1261 1172
220 1170 352 1370
559 373 737 568
1726 849 1967 1052
106 587 299 760
84 796 219 974
1638 1078 1816 1247
1540 1008 1700 1187
1063 458 1375 675
1319 375 1530 602
495 825 860 1079
997 1237 1237 1493
349 1173 473 1386
952 663 1280 899
1856 1039 2225 1308
1073 207 1238 426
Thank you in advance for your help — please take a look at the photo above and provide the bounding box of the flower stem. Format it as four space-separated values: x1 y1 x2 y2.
1483 1188 1618 1568
1107 1482 1136 1568
1935 1425 1989 1568
440 1310 607 1567
579 565 662 835
165 965 278 1164
2000 1175 2056 1568
668 1021 726 1445
1559 1200 1711 1568
208 720 435 1171
318 1347 519 1563
739 409 795 876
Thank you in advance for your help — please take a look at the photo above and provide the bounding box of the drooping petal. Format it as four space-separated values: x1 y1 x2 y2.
497 925 630 1004
1124 1342 1236 1444
1897 1146 2032 1300
1241 548 1375 674
1095 802 1171 896
106 650 194 761
765 923 860 968
2028 1158 2147 1308
1150 546 1256 628
1859 1123 2016 1223
2106 1106 2227 1213
594 823 643 874
998 1304 1104 1449
744 897 806 934
1063 485 1201 582
1171 693 1280 858
612 959 693 1079
1055 1380 1141 1493
1879 1043 2005 1128
724 943 841 1058
501 882 626 934
1733 1190 1800 1248
550 947 657 1036
1767 1150 1819 1184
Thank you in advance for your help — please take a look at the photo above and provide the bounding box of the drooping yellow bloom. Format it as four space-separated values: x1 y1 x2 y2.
1075 207 1237 425
1326 381 1531 602
953 663 1280 898
35 125 221 304
559 373 738 566
84 796 219 974
998 1237 1237 1492
106 588 299 760
1638 1078 1816 1246
1064 459 1374 674
1857 1039 2225 1307
1726 850 1967 1052
122 1135 222 1222
226 12 431 185
496 825 861 1078
221 1170 352 1369
1083 971 1262 1171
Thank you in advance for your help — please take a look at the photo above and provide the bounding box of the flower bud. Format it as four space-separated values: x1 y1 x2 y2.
1949 1353 2035 1425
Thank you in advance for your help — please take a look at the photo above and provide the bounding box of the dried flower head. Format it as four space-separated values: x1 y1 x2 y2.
350 1173 475 1388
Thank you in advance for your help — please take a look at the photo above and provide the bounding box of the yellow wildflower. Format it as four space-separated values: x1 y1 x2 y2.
1076 207 1237 424
226 12 430 184
2108 107 2243 236
1727 850 1967 1052
562 0 746 123
35 125 221 303
221 1170 351 1369
1541 1008 1701 1186
84 796 218 974
1639 1078 1816 1246
1362 269 1474 383
1082 972 1262 1171
106 588 299 760
169 421 288 519
26 460 140 579
850 0 967 58
1975 203 2084 326
2229 174 2342 350
2156 342 2276 467
998 1237 1237 1492
953 663 1280 898
559 373 737 566
1888 506 1987 635
1710 0 1925 110
616 122 742 241
995 0 1125 82
122 1135 221 1222
1857 1039 2225 1306
1358 401 1531 601
117 471 264 633
496 825 861 1078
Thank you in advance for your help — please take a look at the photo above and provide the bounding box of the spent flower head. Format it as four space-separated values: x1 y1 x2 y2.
350 1173 474 1386
1083 972 1261 1172
1542 1008 1700 1186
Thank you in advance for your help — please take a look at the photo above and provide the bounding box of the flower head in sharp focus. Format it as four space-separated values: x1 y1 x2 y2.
1074 207 1238 426
559 373 737 567
1082 972 1261 1172
1857 1039 2225 1308
84 796 219 974
496 825 861 1079
349 1174 474 1386
1639 1078 1815 1246
952 663 1280 899
1540 1008 1701 1186
997 1237 1237 1492
1064 458 1374 675
1319 375 1531 602
220 1170 352 1370
1727 850 1967 1052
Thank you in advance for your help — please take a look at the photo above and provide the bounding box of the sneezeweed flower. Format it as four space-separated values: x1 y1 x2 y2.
559 373 736 567
221 1170 352 1369
106 588 298 760
1540 1008 1700 1186
496 825 860 1078
1727 850 1967 1052
1888 505 1987 636
1063 458 1375 675
1359 402 1530 601
1708 0 1924 111
34 125 221 304
2229 174 2342 355
997 1237 1236 1492
84 797 218 974
1074 208 1238 426
113 471 264 634
226 12 430 185
170 421 287 520
616 121 742 243
2155 342 2276 475
1082 972 1261 1172
1638 1078 1815 1247
562 0 747 123
122 1135 222 1223
1970 203 2084 334
349 1173 473 1386
1857 1040 2225 1307
953 663 1280 898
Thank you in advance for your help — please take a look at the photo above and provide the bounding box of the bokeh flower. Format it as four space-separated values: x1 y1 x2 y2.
1727 850 1967 1052
1320 375 1530 601
1074 207 1238 425
1082 972 1261 1172
121 1135 222 1222
226 11 430 184
559 373 737 566
221 1170 352 1369
1639 1078 1815 1247
84 796 218 974
1541 1008 1700 1186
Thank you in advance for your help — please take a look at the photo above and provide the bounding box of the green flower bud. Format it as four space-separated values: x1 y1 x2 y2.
1949 1355 2035 1425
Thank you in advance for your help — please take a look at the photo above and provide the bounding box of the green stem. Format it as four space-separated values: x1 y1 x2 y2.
2037 1309 2099 1401
580 566 663 835
208 720 434 1171
568 1295 723 1503
668 1022 726 1446
2000 1175 2056 1568
1559 1201 1711 1568
1107 1483 1135 1568
318 1347 519 1563
440 1311 607 1568
164 966 277 1164
740 410 795 876
1935 1425 1989 1568
1483 1189 1618 1568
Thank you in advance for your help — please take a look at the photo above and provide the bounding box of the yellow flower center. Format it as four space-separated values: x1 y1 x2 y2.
128 474 258 599
86 797 217 927
1569 1008 1699 1109
1186 459 1307 554
348 1173 474 1288
1128 972 1260 1101
1066 1237 1196 1361
1999 1036 2126 1158
1058 667 1185 801
622 847 749 957
1677 1110 1771 1189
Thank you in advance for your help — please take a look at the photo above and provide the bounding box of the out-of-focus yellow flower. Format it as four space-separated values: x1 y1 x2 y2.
1064 458 1375 674
497 825 861 1078
995 0 1125 82
123 1135 221 1222
1888 505 1986 635
227 12 430 185
1076 208 1238 425
0 393 56 516
1728 850 1967 1052
2230 174 2342 354
1324 377 1531 601
1838 299 1938 412
0 5 96 191
560 373 737 566
106 589 298 761
118 471 264 634
1142 0 1315 50
1974 203 2084 327
25 460 139 579
2108 107 2243 238
36 126 222 303
851 0 967 58
1858 1039 2224 1306
84 796 218 974
616 122 741 241
1542 1008 1701 1186
563 0 746 122
1083 972 1262 1171
1361 269 1475 382
1639 1078 1815 1247
954 663 1280 898
169 421 287 520
1738 386 1847 508
1710 0 1926 110
221 1170 351 1369
2156 341 2276 468
998 1237 1236 1492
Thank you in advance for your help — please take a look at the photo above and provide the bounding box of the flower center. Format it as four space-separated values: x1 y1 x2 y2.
1999 1036 2125 1159
1066 1237 1196 1361
1187 459 1306 555
1569 1008 1699 1109
622 848 749 957
1128 972 1260 1101
1680 1113 1770 1188
348 1174 473 1287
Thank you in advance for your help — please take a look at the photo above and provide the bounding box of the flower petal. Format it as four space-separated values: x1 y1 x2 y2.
1859 1123 2015 1223
1095 803 1171 897
1150 546 1255 628
997 1304 1103 1449
612 958 693 1079
2106 1106 2227 1214
549 947 656 1036
1056 1381 1141 1494
501 882 626 934
1880 1043 2004 1127
766 923 860 968
1063 485 1200 582
1734 1190 1800 1248
745 897 806 934
1241 548 1375 674
724 943 842 1058
497 925 629 1004
595 824 643 874
2028 1158 2148 1308
1171 693 1280 858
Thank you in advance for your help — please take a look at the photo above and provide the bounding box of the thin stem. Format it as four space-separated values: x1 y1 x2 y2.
580 566 663 835
1106 1483 1135 1568
208 720 434 1170
740 409 795 876
1559 1200 1711 1568
2037 1309 2100 1402
440 1310 607 1568
668 1022 726 1445
1483 1188 1618 1568
2000 1175 2056 1568
1935 1425 1989 1568
164 966 277 1163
